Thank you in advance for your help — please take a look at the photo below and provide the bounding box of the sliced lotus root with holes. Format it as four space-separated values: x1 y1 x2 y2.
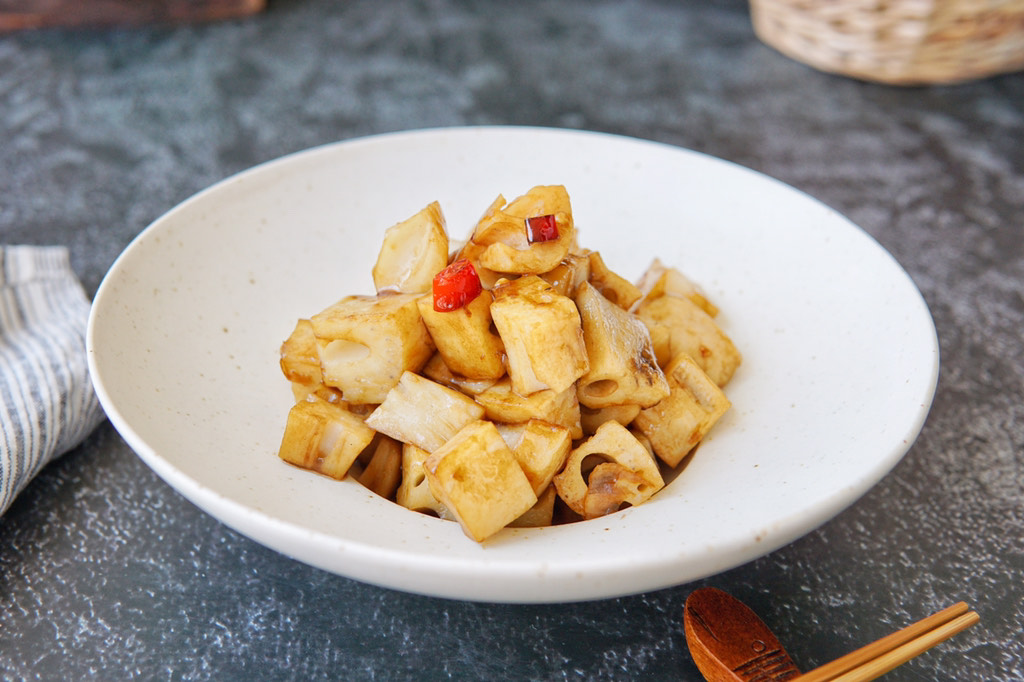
552 421 664 519
574 281 669 410
633 353 731 468
395 443 452 520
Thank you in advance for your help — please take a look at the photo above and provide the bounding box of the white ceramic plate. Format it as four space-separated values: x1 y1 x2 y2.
87 127 938 603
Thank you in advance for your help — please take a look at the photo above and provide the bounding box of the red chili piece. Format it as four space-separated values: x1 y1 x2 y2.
526 214 559 243
433 259 483 312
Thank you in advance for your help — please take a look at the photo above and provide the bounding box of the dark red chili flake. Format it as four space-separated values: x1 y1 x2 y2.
526 214 559 243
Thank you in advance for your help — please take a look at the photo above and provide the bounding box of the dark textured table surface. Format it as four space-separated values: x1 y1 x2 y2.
2 1 1022 680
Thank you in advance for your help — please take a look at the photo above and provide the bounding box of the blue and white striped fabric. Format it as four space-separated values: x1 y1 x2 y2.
0 246 105 516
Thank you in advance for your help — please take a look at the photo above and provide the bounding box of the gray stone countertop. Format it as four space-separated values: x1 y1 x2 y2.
1 1 1022 679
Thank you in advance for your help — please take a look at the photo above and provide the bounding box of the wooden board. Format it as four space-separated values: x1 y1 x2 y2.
0 0 266 31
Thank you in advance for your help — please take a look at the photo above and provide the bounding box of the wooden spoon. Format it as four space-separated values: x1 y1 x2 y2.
684 587 801 681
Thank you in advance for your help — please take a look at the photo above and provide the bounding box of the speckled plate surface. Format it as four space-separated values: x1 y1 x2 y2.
87 127 938 603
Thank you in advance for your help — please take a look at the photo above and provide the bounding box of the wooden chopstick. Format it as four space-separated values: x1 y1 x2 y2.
793 602 980 682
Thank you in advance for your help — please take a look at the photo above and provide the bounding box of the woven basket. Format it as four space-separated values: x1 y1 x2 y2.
750 0 1024 84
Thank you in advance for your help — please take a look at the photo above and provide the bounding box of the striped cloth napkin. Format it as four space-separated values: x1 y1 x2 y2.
0 245 105 516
